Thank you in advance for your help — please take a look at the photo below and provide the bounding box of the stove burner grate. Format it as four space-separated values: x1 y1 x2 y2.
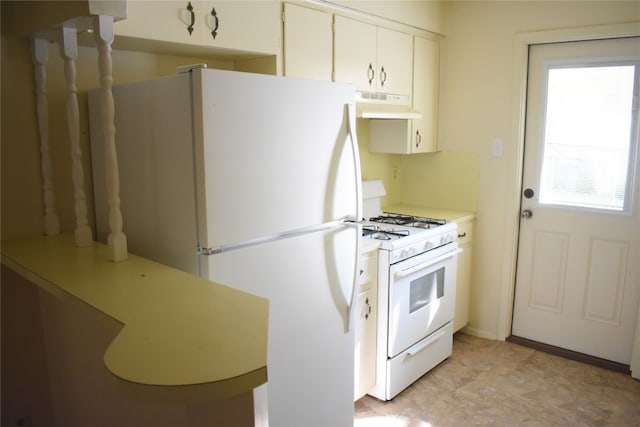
369 214 447 229
362 224 410 240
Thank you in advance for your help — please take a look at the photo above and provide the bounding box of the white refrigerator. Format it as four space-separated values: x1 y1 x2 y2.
89 68 362 427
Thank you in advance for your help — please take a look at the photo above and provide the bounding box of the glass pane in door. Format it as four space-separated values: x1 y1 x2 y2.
539 64 637 211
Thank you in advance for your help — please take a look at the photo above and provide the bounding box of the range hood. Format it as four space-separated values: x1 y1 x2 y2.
356 91 421 119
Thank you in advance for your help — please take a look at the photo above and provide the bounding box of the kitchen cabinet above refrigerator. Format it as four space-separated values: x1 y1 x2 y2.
113 1 280 57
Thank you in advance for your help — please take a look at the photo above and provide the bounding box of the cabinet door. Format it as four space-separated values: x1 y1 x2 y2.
354 250 377 400
201 1 280 54
354 288 376 400
114 1 279 54
376 27 413 95
283 3 332 81
453 220 474 332
334 16 377 91
410 36 439 153
114 1 200 44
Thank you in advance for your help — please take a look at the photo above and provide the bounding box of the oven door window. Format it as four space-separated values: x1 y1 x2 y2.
409 267 444 313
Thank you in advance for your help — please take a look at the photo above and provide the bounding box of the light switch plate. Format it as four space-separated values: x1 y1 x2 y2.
492 138 504 157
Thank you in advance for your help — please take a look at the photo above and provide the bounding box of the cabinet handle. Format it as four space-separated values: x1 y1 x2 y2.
210 7 219 39
367 63 375 86
379 66 387 87
364 298 372 320
458 232 467 238
187 1 195 35
415 130 422 148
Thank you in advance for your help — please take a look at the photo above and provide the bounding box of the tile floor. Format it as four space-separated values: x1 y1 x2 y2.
355 332 640 426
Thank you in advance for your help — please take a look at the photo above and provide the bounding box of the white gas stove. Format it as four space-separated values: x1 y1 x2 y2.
362 180 459 401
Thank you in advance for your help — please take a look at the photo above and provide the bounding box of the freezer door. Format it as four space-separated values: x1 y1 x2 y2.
191 69 360 250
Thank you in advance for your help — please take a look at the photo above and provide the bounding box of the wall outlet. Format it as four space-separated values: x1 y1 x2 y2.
492 138 504 157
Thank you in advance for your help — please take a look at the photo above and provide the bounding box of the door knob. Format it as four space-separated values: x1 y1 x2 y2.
521 209 533 219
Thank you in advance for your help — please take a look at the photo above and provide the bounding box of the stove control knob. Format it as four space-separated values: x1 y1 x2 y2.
425 241 434 250
409 247 417 256
401 249 409 259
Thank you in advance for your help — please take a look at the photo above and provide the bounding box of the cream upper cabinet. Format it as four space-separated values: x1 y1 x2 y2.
283 3 333 81
334 16 377 91
114 1 198 44
375 27 413 96
324 0 446 35
410 36 439 153
334 15 412 95
114 0 280 54
368 36 440 154
200 1 280 53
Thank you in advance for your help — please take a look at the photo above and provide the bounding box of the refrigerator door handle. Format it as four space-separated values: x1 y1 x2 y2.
198 218 351 255
345 102 362 333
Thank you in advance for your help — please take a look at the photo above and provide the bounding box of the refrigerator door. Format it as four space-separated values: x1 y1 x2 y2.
191 69 360 252
193 70 361 426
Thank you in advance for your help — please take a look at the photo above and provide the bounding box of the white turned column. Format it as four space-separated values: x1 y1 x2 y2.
94 14 127 262
32 38 61 236
60 26 93 247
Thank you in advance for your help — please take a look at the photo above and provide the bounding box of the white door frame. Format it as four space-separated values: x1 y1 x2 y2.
498 23 640 377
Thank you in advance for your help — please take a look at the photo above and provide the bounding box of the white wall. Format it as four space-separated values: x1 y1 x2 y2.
435 1 640 339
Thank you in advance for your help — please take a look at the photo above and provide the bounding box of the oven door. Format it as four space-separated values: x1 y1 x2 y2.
387 245 459 358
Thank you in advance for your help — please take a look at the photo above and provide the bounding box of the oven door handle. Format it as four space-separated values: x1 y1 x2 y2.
395 248 462 279
407 327 448 356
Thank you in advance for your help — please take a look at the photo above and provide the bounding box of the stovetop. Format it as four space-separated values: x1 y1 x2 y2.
362 213 457 260
368 214 447 229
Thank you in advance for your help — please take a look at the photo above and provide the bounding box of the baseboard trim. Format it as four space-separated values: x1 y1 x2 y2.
506 335 630 375
459 326 498 340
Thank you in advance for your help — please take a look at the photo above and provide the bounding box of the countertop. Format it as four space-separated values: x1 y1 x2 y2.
360 237 381 254
1 234 268 401
384 204 476 224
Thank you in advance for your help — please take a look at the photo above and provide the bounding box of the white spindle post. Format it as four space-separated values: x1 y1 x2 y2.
32 37 60 236
60 26 93 247
94 14 127 261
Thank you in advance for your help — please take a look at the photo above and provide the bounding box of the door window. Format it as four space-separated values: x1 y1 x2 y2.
538 61 639 212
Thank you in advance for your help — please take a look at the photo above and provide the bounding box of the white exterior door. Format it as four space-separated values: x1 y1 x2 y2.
512 38 640 366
